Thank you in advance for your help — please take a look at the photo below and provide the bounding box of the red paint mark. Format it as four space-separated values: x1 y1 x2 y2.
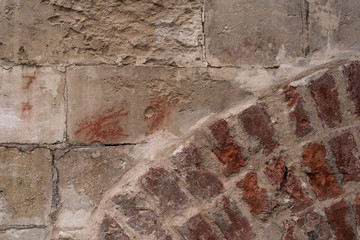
21 101 32 112
74 106 129 143
144 95 178 134
22 71 36 90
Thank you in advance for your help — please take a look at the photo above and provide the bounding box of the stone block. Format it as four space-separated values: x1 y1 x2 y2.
55 146 134 232
67 66 249 144
0 148 52 226
0 229 48 240
205 0 304 67
0 66 65 143
343 61 360 116
0 0 203 66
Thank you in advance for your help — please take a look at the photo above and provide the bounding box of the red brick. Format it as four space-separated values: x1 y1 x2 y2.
112 194 162 236
238 104 278 155
297 212 332 240
302 143 342 200
211 197 254 240
139 168 188 212
343 61 360 116
281 225 295 240
237 172 273 215
328 132 360 182
285 168 313 212
178 214 223 240
209 119 246 176
355 194 360 226
264 157 287 190
99 215 130 240
309 73 342 128
325 199 357 240
283 86 313 138
170 144 223 199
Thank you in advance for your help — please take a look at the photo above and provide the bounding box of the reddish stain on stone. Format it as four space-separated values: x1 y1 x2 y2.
99 215 130 240
74 106 129 143
212 197 254 240
144 95 178 134
139 168 188 213
21 101 32 112
283 86 313 138
284 168 313 213
238 104 278 155
209 119 246 176
343 61 360 116
264 157 287 190
170 144 223 200
328 132 360 182
22 71 36 90
354 194 360 226
112 194 162 236
309 73 342 128
237 172 272 215
178 213 223 240
325 199 357 240
302 143 341 201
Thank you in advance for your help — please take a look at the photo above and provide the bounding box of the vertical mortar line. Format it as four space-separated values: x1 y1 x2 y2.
64 66 69 143
202 0 207 66
49 149 60 240
303 0 310 56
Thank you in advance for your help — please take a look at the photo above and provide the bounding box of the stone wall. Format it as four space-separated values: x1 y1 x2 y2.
0 0 360 239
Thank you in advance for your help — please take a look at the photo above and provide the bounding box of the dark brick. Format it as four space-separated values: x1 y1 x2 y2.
297 212 332 240
329 132 360 182
264 157 287 190
325 199 357 240
302 143 342 200
237 172 273 215
178 214 223 240
343 61 360 116
238 104 278 155
285 168 313 212
139 168 188 212
211 197 254 240
209 119 246 176
355 194 360 226
283 86 313 138
99 215 130 240
309 73 342 128
171 144 223 200
155 229 173 240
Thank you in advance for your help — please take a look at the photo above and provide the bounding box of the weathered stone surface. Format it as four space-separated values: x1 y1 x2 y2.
139 168 188 213
281 225 295 240
55 147 134 232
343 61 360 116
67 66 249 144
99 215 130 240
264 157 287 191
205 0 304 67
285 168 313 213
178 213 223 240
355 194 360 226
328 132 360 182
211 197 254 240
237 173 273 215
170 144 223 200
0 0 203 66
325 199 357 240
284 86 313 138
309 0 360 54
309 73 342 128
0 66 65 143
297 212 332 240
0 229 48 240
302 143 342 200
209 119 246 176
0 148 52 226
239 104 278 155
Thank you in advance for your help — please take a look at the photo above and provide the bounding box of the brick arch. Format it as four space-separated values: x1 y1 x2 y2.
92 60 360 240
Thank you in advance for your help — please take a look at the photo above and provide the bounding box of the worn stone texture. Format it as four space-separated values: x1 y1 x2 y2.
0 0 203 66
54 146 134 235
205 0 304 67
0 66 65 143
67 66 250 144
0 229 48 240
0 148 52 226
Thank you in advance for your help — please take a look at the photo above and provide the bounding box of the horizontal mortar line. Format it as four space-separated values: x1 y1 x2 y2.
0 224 47 231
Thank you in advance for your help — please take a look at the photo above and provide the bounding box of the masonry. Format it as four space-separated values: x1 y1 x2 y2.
0 0 360 240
